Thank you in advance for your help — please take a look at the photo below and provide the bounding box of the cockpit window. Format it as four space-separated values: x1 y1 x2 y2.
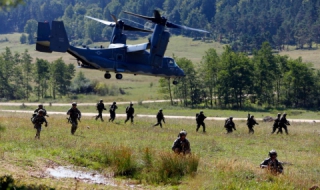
168 59 176 67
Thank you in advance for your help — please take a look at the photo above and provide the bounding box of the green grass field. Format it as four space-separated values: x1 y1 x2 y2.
0 112 319 189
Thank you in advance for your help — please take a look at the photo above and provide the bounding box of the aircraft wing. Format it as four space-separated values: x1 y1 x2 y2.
126 42 150 52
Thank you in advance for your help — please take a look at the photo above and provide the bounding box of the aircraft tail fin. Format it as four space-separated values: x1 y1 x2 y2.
36 21 69 53
36 22 52 53
50 21 69 52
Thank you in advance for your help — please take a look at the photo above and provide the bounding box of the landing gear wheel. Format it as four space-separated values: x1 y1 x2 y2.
104 73 111 79
116 73 123 80
173 81 178 85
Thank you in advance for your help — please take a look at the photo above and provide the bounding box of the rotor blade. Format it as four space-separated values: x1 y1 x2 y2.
123 24 153 33
111 14 118 24
166 22 210 34
123 11 156 22
121 18 153 30
85 16 115 27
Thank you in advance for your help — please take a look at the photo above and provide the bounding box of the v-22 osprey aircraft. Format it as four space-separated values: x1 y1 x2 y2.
35 10 209 85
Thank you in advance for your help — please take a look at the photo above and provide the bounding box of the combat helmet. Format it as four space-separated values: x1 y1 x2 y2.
38 109 44 114
179 130 187 137
72 102 77 106
130 102 133 105
38 104 43 108
100 99 103 103
113 101 116 104
159 108 163 111
269 150 277 157
230 116 233 119
277 113 281 117
200 110 203 114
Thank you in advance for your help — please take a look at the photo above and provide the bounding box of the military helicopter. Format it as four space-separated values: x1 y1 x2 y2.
35 10 209 85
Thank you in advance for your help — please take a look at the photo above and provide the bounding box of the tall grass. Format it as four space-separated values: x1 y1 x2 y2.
0 113 319 189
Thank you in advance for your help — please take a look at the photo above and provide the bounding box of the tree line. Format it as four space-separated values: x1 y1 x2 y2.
0 47 122 101
1 0 320 50
159 42 320 109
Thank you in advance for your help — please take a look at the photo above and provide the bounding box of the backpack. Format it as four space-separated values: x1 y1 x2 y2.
31 113 37 124
196 113 199 121
224 119 229 127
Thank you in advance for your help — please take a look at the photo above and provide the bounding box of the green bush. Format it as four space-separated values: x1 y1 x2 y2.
110 146 136 176
20 34 27 44
155 152 199 184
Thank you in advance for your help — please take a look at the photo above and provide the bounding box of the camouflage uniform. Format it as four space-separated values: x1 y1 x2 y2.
260 150 283 174
32 110 48 139
153 109 165 128
225 117 236 133
196 111 206 132
172 131 191 155
67 103 81 135
271 113 281 134
109 102 118 122
277 114 290 135
125 103 134 124
96 100 106 121
247 114 258 134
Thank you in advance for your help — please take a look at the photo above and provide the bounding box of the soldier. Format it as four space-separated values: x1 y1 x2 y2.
108 102 118 122
271 113 281 134
196 111 207 132
34 104 48 117
260 150 284 174
95 99 106 121
67 102 81 135
277 113 290 135
125 102 135 124
172 130 191 155
225 116 236 133
247 114 259 134
32 109 48 139
153 109 165 128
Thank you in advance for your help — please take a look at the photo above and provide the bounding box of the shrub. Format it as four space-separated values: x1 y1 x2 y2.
155 152 199 184
110 146 136 176
20 34 27 44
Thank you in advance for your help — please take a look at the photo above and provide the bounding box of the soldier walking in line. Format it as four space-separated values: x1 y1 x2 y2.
95 99 106 121
125 102 135 124
224 116 236 133
153 109 165 128
32 109 48 139
109 102 118 122
277 113 290 135
172 130 191 155
247 113 259 134
67 102 81 135
196 111 207 132
271 113 281 134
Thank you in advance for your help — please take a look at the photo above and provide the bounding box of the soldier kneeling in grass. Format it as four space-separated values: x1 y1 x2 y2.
32 109 48 139
172 130 191 155
260 150 284 174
